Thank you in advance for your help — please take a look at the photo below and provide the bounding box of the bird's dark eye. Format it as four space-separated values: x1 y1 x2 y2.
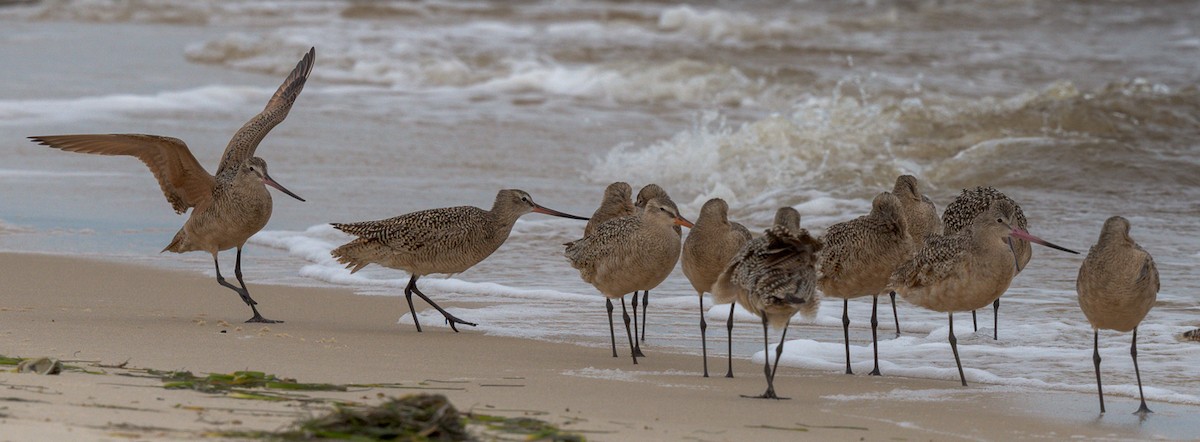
996 218 1003 223
521 196 529 202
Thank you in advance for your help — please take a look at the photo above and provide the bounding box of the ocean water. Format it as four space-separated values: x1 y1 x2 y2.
2 0 1199 409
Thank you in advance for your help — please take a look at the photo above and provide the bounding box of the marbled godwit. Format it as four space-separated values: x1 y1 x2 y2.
1076 216 1158 415
713 207 821 399
942 186 1030 339
889 199 1077 386
331 189 587 332
565 198 692 364
28 47 315 323
630 183 681 348
818 192 912 376
681 198 752 377
888 175 942 336
583 182 637 357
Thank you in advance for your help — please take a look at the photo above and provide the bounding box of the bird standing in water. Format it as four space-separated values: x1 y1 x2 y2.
30 47 315 323
565 198 692 364
941 186 1030 339
331 189 588 332
630 183 681 351
714 207 822 399
682 198 752 377
888 175 942 336
818 192 912 376
1076 216 1158 415
890 200 1077 386
581 182 637 358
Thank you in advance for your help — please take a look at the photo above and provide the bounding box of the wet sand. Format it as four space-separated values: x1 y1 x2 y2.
0 252 1195 441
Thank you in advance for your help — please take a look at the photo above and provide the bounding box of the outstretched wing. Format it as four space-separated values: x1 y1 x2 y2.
216 47 316 175
30 134 215 213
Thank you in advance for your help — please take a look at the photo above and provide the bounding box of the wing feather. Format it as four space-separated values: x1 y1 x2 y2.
30 134 215 213
216 47 315 175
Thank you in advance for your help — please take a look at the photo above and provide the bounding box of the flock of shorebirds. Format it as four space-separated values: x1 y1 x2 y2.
28 48 1159 414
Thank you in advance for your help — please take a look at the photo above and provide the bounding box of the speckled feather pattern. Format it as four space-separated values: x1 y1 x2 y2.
330 190 535 276
942 186 1031 271
715 223 822 328
817 193 912 299
164 159 273 253
889 200 1023 312
564 200 682 298
1076 216 1158 332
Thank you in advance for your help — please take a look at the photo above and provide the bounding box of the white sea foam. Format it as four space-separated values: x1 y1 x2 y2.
657 5 800 46
0 86 265 126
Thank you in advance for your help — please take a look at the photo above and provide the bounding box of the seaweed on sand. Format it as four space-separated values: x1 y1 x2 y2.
287 393 471 441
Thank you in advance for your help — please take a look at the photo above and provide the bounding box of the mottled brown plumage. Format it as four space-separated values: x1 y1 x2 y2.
941 186 1030 338
681 198 752 377
712 207 822 399
28 47 315 323
887 175 941 336
891 201 1023 314
893 175 942 245
943 186 1030 269
332 189 587 332
565 198 692 364
584 182 635 237
631 183 681 344
890 199 1077 386
1076 216 1158 414
817 192 912 376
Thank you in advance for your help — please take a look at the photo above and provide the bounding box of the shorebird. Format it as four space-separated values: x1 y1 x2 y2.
681 198 752 377
582 182 637 357
584 182 636 237
565 198 692 364
942 186 1030 339
1076 216 1158 415
713 207 822 399
888 175 942 336
630 183 681 348
889 199 1077 386
331 189 588 332
818 192 912 376
29 47 315 323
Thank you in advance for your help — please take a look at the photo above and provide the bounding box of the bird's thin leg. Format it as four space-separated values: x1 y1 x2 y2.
971 309 978 332
725 303 736 378
621 296 638 365
403 276 424 332
949 312 967 387
1132 327 1152 415
765 324 791 400
890 290 901 337
743 316 783 399
407 276 477 332
641 290 649 343
1093 328 1105 413
607 299 617 358
869 294 881 376
631 292 644 357
213 251 274 324
232 248 280 324
842 298 853 375
699 295 709 377
992 298 1000 340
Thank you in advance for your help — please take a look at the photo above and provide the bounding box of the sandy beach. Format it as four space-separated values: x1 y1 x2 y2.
1 252 1195 441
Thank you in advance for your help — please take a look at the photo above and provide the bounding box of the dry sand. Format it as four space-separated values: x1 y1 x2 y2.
1 252 1195 441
